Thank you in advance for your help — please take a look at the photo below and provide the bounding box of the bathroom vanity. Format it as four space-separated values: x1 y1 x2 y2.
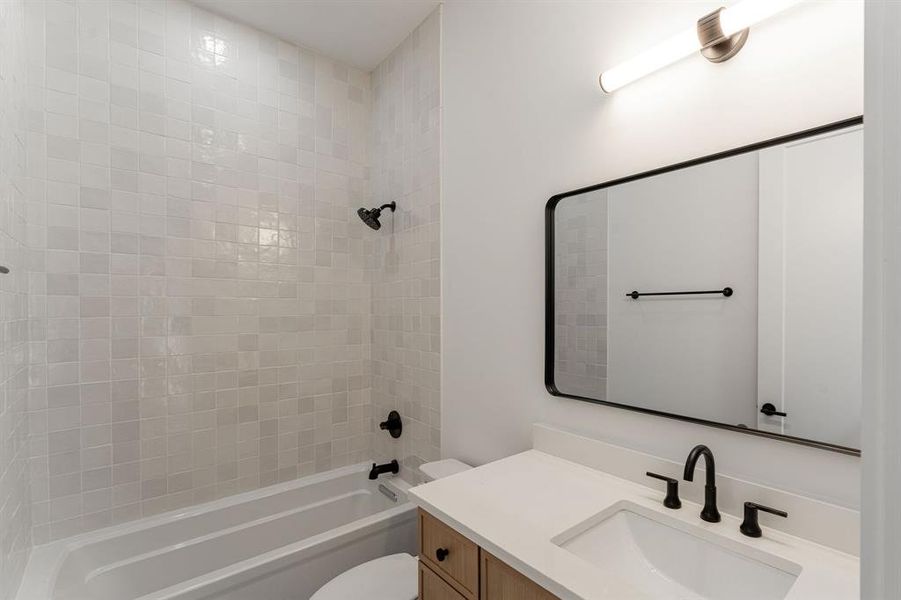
418 508 557 599
410 426 859 600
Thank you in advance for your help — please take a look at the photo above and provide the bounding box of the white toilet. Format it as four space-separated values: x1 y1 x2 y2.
310 459 472 600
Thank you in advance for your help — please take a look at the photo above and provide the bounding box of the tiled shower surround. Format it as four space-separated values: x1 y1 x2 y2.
371 11 441 481
0 0 32 596
20 0 441 549
554 194 608 399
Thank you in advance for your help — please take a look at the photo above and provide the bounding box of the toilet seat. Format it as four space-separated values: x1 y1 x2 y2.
310 553 418 600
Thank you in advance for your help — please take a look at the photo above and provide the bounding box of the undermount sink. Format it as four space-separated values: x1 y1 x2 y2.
552 501 802 600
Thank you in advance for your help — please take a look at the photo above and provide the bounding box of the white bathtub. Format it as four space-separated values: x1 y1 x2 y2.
17 463 417 600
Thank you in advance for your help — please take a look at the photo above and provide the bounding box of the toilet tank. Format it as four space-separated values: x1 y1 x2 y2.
418 459 471 482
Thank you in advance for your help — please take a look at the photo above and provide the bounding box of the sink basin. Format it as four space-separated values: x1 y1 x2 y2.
552 501 801 600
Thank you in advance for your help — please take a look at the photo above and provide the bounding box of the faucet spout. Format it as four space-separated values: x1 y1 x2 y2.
683 445 721 523
369 459 400 480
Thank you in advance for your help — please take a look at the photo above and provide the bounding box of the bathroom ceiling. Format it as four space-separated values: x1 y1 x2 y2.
190 0 441 70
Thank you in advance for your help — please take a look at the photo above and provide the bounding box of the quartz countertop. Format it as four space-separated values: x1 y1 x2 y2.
408 450 859 600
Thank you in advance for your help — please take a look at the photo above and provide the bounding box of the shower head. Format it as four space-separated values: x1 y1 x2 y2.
357 202 396 230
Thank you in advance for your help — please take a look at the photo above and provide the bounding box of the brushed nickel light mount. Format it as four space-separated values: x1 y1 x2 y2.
698 7 749 63
599 0 800 94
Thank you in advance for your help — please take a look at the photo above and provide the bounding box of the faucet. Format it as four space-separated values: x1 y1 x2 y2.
683 445 721 523
369 459 399 480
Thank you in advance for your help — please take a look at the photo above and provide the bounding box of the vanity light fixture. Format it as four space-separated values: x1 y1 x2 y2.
599 0 800 94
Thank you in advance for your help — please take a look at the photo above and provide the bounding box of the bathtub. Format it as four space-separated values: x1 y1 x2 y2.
17 463 417 600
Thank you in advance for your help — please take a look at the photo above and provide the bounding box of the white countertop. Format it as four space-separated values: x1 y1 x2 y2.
408 450 859 600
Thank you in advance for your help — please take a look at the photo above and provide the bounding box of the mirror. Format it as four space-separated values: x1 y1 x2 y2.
546 118 862 454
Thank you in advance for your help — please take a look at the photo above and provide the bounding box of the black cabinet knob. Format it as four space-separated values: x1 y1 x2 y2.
435 547 449 562
760 403 787 417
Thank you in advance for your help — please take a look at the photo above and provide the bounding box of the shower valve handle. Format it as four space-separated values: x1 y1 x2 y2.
378 410 403 438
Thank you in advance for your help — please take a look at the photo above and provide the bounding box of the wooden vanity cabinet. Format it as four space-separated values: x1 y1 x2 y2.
418 509 559 600
420 561 471 600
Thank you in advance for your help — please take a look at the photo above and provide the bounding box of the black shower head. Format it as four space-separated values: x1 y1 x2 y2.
357 207 381 230
357 202 396 230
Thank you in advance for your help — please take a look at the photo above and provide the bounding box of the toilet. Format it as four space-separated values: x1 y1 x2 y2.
310 459 472 600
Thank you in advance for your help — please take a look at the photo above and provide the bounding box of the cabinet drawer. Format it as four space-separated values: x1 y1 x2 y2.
420 561 467 600
419 509 479 597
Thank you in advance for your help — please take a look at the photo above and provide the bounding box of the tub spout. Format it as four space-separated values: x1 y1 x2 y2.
369 460 399 480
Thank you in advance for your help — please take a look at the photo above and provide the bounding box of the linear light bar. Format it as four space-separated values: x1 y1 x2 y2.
599 0 801 94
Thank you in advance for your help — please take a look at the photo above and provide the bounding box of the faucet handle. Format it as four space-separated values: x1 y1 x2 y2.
646 472 681 509
740 502 788 538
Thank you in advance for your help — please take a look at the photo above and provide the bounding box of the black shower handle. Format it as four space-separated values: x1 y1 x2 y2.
378 410 403 438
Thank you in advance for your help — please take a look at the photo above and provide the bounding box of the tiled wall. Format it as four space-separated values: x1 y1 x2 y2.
553 193 608 399
0 0 32 596
25 0 375 544
370 10 441 481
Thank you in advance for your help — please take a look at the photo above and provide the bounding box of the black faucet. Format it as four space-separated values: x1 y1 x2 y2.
369 459 399 480
683 445 721 523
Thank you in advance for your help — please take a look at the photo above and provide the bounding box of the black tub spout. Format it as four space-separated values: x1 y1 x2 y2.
369 460 399 480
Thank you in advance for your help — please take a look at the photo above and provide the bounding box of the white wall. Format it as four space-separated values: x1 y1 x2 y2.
442 0 863 508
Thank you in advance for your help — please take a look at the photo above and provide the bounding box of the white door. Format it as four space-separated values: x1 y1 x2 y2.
757 127 863 448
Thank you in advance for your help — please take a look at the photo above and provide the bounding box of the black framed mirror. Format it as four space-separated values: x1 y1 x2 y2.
546 117 863 456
